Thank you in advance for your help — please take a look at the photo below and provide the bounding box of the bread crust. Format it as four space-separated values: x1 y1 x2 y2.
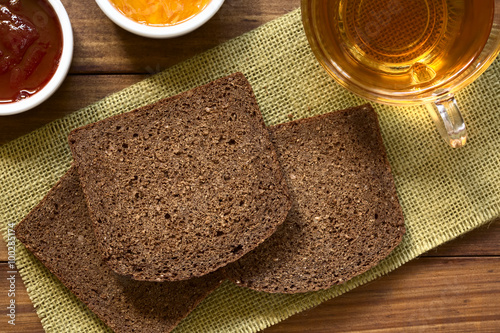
68 73 291 282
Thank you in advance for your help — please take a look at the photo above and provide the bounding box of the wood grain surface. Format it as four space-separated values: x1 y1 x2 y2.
1 0 499 332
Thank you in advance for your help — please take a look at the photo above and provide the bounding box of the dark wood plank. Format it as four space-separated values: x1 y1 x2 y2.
63 0 300 74
0 263 44 332
263 257 500 332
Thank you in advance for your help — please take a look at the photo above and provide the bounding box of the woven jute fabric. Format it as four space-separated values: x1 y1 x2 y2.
1 8 499 333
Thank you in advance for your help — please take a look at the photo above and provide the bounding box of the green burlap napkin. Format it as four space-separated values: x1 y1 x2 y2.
1 8 499 333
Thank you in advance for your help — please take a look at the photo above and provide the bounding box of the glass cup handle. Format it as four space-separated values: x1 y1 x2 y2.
425 93 467 148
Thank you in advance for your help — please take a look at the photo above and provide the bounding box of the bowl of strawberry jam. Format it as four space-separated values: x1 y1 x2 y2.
0 0 73 116
95 0 224 38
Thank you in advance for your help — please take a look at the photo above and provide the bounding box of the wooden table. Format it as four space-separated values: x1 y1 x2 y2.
1 0 499 331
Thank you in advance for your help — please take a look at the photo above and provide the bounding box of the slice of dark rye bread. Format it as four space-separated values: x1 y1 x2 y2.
67 73 291 282
225 104 406 293
15 167 225 333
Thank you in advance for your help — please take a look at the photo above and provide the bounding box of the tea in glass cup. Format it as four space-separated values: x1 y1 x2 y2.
302 0 500 147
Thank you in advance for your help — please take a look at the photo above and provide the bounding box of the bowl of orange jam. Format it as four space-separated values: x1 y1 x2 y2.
95 0 224 38
0 0 73 116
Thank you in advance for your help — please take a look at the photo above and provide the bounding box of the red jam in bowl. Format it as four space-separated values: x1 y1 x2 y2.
0 0 63 104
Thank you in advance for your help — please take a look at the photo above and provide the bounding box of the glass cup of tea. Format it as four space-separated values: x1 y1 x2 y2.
302 0 500 147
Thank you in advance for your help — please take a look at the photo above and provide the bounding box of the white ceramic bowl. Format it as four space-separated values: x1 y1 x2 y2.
95 0 225 38
0 0 73 116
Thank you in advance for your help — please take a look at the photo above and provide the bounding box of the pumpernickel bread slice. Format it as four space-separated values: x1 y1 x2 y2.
15 167 224 333
226 104 406 293
67 73 291 282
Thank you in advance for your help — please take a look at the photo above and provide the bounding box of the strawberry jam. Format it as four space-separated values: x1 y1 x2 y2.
0 0 63 104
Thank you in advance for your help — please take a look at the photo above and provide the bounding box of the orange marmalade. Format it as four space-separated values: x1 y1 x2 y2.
109 0 212 26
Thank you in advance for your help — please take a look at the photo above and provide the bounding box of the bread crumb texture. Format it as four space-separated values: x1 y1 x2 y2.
68 73 291 282
226 104 406 293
